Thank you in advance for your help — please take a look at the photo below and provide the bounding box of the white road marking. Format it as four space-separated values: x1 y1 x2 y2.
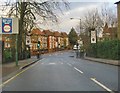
91 78 114 93
40 58 45 61
49 63 56 65
74 67 83 74
67 63 72 67
61 62 63 64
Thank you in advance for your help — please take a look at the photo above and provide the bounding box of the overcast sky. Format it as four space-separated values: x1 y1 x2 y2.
36 0 118 33
0 0 118 33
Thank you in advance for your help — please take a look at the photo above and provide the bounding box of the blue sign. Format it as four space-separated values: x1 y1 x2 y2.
2 18 12 33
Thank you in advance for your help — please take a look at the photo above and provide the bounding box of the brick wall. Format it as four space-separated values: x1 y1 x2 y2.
117 3 120 39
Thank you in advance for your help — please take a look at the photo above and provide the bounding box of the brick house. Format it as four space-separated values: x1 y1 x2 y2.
2 34 16 49
31 28 47 55
53 31 61 49
61 32 69 48
115 1 120 40
43 30 54 52
103 23 117 40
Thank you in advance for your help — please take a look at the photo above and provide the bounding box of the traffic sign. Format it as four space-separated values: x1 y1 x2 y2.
91 30 97 43
0 18 19 34
2 18 12 33
26 36 31 45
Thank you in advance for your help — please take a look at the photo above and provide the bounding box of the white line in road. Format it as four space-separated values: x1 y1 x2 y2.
74 67 83 74
67 63 72 67
49 63 56 65
91 78 114 93
61 62 63 64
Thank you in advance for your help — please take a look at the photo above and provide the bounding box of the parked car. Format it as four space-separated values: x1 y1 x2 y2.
73 45 80 50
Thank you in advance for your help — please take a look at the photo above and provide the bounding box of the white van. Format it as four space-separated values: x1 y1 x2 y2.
73 45 80 50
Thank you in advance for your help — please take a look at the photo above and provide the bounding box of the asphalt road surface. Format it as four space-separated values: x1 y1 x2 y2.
2 51 118 92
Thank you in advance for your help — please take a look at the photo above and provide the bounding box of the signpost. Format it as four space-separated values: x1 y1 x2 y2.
0 17 19 66
91 30 97 43
91 30 97 57
0 18 19 34
2 18 12 33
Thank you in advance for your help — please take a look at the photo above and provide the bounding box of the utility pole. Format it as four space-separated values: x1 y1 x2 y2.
15 0 18 66
79 19 81 36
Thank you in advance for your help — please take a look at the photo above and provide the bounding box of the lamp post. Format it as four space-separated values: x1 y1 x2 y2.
70 18 82 58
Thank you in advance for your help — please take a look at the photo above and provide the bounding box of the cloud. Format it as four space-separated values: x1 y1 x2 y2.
54 2 103 33
67 0 118 2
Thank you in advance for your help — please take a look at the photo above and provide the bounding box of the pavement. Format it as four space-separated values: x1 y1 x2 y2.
1 51 118 92
1 56 39 82
84 56 120 66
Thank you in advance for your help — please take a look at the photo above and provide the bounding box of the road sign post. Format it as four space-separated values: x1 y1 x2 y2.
0 17 19 66
37 41 40 59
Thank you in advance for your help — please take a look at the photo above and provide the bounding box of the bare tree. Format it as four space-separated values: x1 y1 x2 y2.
81 8 103 36
101 2 117 27
1 0 69 59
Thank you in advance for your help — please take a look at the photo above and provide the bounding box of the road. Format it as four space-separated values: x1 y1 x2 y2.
2 51 118 92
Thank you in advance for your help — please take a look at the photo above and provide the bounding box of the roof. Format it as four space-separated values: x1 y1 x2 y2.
43 30 53 36
103 23 117 33
61 32 68 37
54 31 61 37
103 27 117 33
115 1 120 4
31 28 45 36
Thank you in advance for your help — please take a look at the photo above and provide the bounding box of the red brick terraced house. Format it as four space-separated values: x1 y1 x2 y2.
31 28 46 55
43 30 55 52
53 31 62 50
61 32 69 49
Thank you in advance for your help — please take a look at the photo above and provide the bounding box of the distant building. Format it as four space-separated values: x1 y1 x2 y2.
2 27 69 56
103 23 117 40
54 31 61 49
2 34 15 49
31 28 47 55
43 30 54 52
115 1 120 40
61 32 69 48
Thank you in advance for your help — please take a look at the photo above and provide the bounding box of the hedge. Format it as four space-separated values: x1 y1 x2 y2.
86 39 120 60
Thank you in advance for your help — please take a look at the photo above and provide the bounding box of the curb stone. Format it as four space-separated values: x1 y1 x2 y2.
2 59 40 82
84 56 119 66
20 59 40 70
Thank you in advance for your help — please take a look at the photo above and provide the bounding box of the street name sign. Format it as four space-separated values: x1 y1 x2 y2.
0 18 19 34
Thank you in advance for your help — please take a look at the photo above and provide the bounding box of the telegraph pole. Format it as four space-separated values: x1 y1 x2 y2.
15 0 18 66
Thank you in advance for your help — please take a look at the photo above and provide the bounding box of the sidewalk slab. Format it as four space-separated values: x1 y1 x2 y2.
2 57 39 82
84 56 120 66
